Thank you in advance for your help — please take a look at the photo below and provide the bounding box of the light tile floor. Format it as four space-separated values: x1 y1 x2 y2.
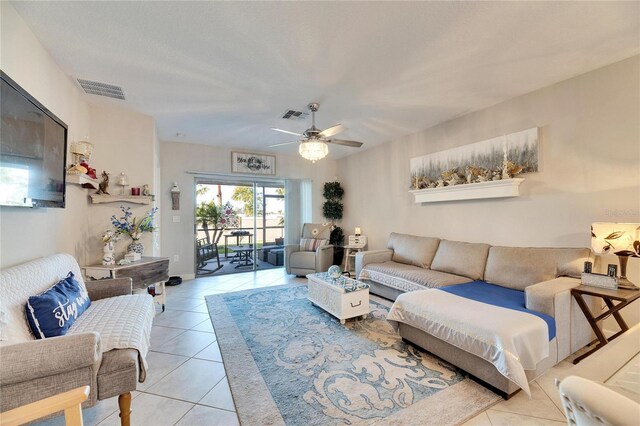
36 268 574 426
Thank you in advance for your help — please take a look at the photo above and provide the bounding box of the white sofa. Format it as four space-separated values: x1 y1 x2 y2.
356 232 596 397
0 253 154 425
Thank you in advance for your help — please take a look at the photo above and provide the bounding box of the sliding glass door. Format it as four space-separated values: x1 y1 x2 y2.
195 178 285 276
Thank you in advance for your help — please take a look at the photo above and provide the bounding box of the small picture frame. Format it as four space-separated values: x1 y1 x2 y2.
607 264 618 278
583 261 593 274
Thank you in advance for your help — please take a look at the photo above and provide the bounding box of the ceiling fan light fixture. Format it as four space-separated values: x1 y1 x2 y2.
298 140 329 163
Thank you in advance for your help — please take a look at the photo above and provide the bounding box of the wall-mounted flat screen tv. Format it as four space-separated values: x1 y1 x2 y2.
1 71 67 208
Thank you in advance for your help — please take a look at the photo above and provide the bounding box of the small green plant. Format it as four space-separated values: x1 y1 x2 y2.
322 200 343 221
322 181 345 246
323 181 344 200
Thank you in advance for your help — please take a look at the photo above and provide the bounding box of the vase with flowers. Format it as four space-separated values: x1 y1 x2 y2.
111 206 158 255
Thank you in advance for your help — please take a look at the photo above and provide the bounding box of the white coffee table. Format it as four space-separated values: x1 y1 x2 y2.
307 272 370 324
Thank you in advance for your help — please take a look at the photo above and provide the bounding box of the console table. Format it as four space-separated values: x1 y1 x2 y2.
84 257 170 312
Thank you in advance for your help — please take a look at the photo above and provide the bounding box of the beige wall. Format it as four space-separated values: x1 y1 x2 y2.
159 141 337 276
0 2 92 267
338 56 640 326
84 104 159 265
0 2 158 268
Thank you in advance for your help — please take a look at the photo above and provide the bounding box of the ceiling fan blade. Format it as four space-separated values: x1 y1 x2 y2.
327 139 363 148
318 124 345 138
271 127 302 137
268 141 299 148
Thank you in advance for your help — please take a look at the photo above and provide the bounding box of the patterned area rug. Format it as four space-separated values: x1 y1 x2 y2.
205 284 499 425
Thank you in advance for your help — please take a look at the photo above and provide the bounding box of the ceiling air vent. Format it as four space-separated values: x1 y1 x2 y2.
77 78 126 100
280 109 308 120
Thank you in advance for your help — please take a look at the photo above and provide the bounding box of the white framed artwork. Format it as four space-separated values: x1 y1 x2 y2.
231 152 276 175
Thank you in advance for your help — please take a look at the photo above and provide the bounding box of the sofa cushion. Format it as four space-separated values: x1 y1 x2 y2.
485 246 590 291
431 240 490 280
301 223 332 240
360 261 471 293
386 233 441 268
25 272 91 339
0 253 86 345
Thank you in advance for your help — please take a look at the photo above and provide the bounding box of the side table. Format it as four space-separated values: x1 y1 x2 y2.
84 257 170 312
571 285 640 364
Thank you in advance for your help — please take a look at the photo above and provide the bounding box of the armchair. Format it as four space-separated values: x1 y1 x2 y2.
285 223 335 276
0 253 153 426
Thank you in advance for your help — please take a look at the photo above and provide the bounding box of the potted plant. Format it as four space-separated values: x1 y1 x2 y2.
322 181 346 265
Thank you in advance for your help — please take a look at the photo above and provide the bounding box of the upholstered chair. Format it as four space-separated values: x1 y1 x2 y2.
285 223 334 276
559 376 639 425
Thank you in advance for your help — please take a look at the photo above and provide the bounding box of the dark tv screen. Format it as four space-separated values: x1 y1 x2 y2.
0 71 67 208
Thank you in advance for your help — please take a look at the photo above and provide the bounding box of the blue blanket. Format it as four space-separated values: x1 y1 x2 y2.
440 281 556 340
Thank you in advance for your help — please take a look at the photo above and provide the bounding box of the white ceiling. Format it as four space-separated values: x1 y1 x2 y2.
11 1 640 159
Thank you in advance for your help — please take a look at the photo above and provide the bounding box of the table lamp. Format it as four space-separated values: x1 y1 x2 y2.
591 222 640 290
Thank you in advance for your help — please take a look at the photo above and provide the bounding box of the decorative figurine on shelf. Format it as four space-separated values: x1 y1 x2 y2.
80 162 97 180
96 171 110 195
101 230 120 266
142 184 155 201
116 172 129 195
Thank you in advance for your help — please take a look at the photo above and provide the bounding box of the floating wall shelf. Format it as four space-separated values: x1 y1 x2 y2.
67 174 98 189
90 194 152 205
409 178 525 204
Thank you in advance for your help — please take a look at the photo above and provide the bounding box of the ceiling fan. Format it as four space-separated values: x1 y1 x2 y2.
269 103 363 162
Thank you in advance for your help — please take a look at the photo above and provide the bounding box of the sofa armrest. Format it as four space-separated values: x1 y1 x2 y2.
85 278 132 301
525 277 581 318
355 249 393 278
526 277 591 361
315 244 334 273
558 376 640 426
284 244 301 274
0 332 102 386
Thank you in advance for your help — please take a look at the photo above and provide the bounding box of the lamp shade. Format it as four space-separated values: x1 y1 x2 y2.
591 222 640 257
70 140 93 159
299 140 328 163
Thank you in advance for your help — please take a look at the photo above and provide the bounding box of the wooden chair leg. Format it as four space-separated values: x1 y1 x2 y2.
118 392 131 426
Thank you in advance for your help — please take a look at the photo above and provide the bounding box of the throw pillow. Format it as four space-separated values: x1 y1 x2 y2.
25 272 91 339
300 238 329 252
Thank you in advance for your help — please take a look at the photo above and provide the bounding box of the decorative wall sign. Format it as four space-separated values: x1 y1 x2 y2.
231 152 276 175
409 128 539 190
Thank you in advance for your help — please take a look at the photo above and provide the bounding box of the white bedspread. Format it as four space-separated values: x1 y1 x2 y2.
69 294 154 382
387 290 550 396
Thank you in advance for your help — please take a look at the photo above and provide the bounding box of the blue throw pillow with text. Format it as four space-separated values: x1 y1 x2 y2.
25 272 91 339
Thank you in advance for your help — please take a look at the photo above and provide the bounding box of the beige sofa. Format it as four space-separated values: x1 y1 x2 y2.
356 232 595 397
0 254 153 425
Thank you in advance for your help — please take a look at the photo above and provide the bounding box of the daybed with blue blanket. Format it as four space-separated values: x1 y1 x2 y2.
357 233 596 397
